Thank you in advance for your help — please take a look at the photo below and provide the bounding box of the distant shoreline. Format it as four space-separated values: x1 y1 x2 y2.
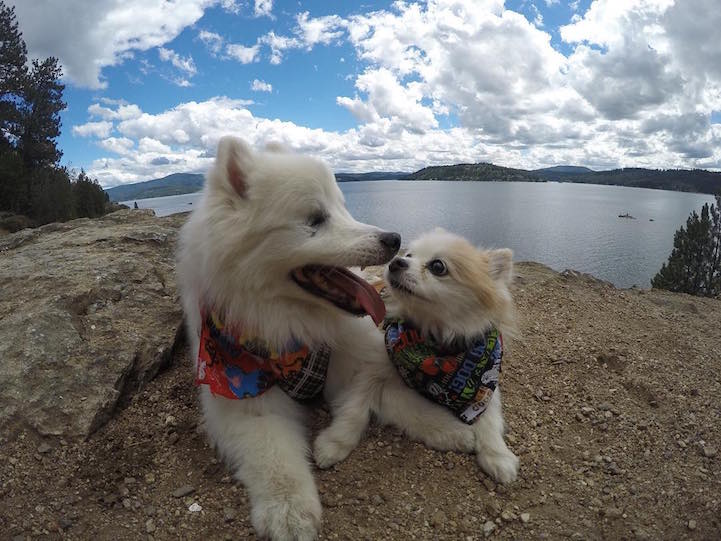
107 164 721 202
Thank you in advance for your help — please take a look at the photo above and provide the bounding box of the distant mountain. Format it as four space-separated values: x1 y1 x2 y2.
105 173 204 202
533 165 595 178
334 171 408 181
105 170 411 201
405 163 540 182
406 163 721 195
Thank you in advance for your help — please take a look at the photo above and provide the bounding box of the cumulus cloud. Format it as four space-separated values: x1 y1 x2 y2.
80 97 502 186
251 79 273 92
9 0 215 89
254 0 273 18
158 48 197 77
225 43 261 64
73 121 114 138
198 30 224 55
64 0 721 177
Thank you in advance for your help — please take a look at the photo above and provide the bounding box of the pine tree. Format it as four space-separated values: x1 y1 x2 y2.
73 170 109 219
653 196 721 297
0 1 27 151
18 57 65 168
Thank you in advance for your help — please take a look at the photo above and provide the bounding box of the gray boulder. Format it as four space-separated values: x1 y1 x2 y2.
0 209 187 438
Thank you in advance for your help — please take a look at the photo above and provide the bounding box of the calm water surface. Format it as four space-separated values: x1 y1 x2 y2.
124 181 714 288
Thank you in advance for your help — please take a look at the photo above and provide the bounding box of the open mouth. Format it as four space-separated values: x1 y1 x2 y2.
291 265 386 325
388 276 417 297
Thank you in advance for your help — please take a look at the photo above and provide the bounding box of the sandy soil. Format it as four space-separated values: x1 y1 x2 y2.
2 262 720 540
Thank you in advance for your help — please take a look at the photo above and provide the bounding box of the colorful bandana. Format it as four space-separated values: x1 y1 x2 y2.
195 310 330 401
384 318 503 424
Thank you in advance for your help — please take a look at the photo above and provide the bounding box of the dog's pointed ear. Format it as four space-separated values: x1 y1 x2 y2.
488 248 513 285
216 136 252 197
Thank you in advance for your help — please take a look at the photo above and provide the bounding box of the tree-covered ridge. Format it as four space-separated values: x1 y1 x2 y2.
405 163 721 195
105 173 205 202
0 2 112 231
405 163 541 182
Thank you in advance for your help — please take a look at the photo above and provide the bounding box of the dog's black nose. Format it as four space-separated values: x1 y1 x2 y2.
379 232 401 254
388 257 409 274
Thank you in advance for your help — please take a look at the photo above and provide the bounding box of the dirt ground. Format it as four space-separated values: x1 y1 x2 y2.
2 262 720 540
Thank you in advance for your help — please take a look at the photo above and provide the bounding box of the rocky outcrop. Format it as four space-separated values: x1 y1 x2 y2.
0 209 187 438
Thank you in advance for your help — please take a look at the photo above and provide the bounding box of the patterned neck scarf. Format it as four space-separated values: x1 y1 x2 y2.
384 318 503 424
195 310 330 401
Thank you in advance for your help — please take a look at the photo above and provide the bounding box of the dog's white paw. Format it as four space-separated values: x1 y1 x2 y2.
313 429 354 469
477 449 519 484
251 493 321 541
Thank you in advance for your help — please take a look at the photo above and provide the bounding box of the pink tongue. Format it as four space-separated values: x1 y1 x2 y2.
327 268 386 325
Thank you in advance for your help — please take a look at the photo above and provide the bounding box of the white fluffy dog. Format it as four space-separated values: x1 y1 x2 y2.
176 137 402 540
313 229 519 484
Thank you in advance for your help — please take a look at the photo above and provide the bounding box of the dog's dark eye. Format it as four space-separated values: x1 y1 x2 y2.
427 259 447 276
307 212 327 228
406 253 413 258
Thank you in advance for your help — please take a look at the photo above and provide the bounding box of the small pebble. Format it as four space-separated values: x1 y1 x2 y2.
37 443 52 454
520 513 530 523
145 519 156 533
188 502 203 513
702 446 717 458
224 508 237 523
483 520 496 536
431 509 447 527
172 485 196 498
688 520 697 531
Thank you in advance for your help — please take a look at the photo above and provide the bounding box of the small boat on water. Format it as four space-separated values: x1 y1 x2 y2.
618 213 636 219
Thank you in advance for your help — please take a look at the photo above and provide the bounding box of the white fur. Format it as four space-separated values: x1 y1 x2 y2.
177 136 400 540
314 229 519 483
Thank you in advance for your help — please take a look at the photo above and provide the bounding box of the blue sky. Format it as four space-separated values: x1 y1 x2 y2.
11 0 721 186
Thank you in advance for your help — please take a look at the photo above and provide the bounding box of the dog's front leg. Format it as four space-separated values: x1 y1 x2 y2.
375 373 477 454
472 388 519 483
314 376 376 468
200 387 321 541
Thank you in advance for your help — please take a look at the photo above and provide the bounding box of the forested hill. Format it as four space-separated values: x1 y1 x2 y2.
406 163 540 182
106 171 409 201
404 164 721 195
105 173 204 201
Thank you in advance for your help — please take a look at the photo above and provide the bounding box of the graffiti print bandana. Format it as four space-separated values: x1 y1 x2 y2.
384 318 503 424
195 310 331 401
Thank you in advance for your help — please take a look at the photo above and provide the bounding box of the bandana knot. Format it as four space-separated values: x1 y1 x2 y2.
195 310 330 401
384 318 502 424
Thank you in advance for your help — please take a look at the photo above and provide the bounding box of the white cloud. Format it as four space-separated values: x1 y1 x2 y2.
9 0 217 89
338 68 437 134
251 79 273 92
53 0 721 175
225 43 261 64
258 32 302 64
219 0 241 14
88 103 143 121
98 137 135 155
158 47 197 76
295 12 345 46
254 0 273 18
73 121 114 138
198 30 224 55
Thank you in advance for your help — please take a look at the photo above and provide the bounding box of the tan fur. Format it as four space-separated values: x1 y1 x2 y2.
314 229 520 484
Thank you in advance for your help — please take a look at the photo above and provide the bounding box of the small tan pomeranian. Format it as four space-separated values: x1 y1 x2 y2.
314 228 519 483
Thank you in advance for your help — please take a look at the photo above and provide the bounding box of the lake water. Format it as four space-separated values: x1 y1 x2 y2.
124 181 715 288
